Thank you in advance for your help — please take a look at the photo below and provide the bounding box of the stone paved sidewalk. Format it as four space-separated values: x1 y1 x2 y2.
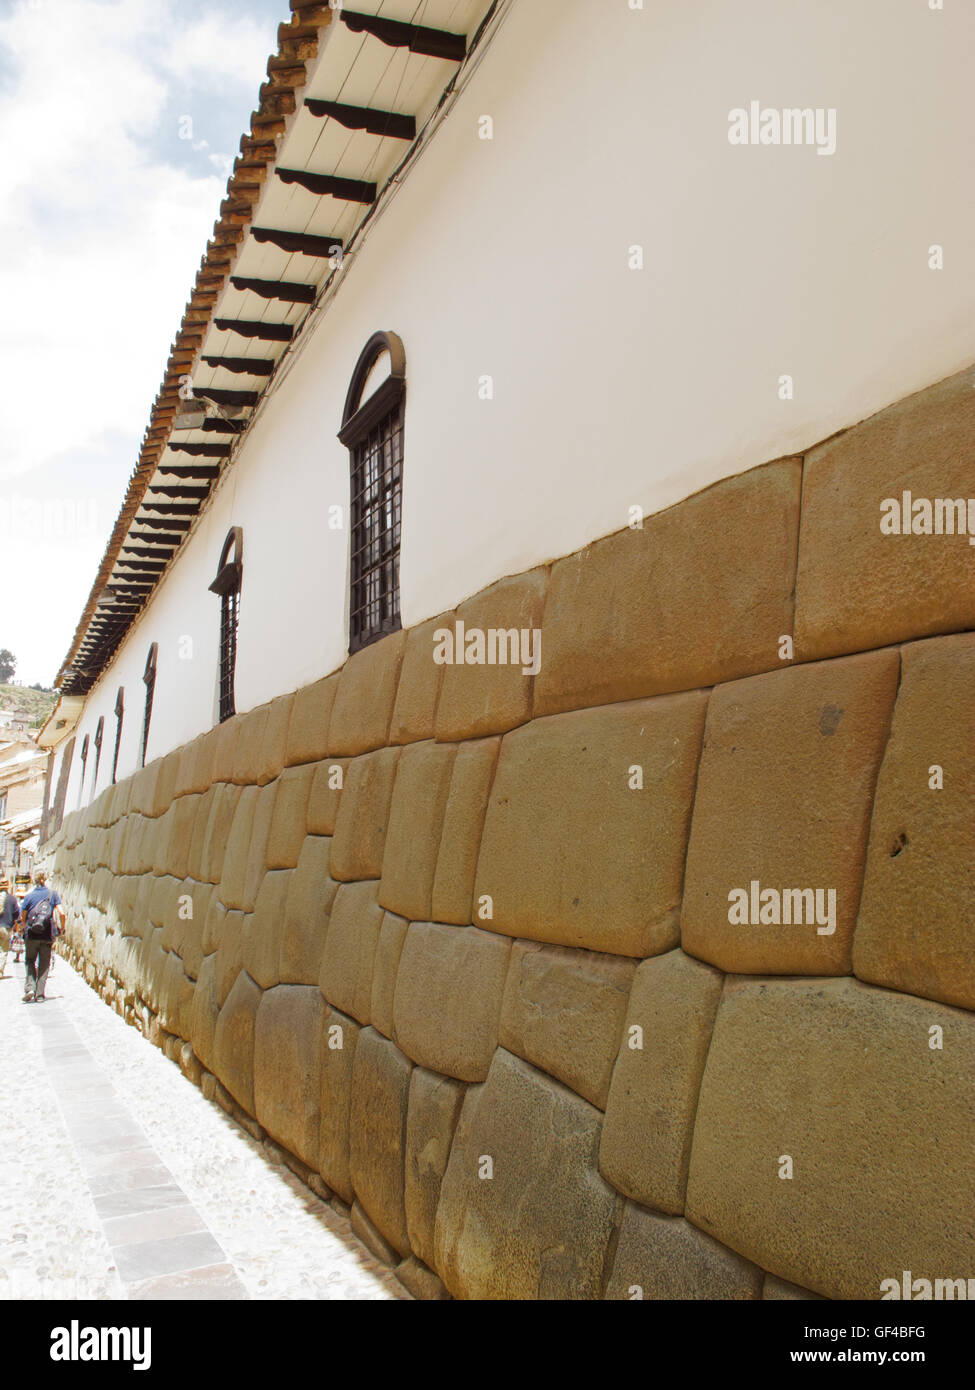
0 946 403 1300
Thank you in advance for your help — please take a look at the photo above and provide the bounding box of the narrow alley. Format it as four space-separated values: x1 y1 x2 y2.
0 947 402 1301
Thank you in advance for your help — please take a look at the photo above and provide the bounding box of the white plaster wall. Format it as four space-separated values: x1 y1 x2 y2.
60 0 975 808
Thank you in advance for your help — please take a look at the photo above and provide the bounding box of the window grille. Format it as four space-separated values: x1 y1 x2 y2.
142 643 158 766
78 734 89 808
339 332 406 653
112 687 124 785
93 716 104 788
209 527 243 723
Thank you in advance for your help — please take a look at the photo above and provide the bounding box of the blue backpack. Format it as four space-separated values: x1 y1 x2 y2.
25 890 55 941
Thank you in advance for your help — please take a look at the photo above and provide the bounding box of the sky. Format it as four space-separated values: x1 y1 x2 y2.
0 0 285 687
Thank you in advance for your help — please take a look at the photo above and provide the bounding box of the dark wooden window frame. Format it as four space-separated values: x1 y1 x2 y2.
338 330 406 655
208 527 243 723
142 642 158 767
93 715 104 790
78 733 90 809
112 687 124 785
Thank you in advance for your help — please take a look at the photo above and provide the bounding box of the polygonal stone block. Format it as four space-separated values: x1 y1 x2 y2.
685 976 975 1300
305 758 348 837
242 870 290 990
604 1205 762 1300
231 703 269 786
393 922 511 1082
795 368 975 661
200 782 242 885
854 633 975 1010
319 1006 361 1204
389 613 451 745
349 1028 413 1257
329 747 401 882
599 949 722 1212
405 1067 466 1271
475 695 707 956
259 692 294 785
329 630 407 756
371 911 408 1041
285 673 339 767
215 909 246 1007
265 764 315 870
500 941 635 1109
318 881 385 1024
431 737 500 925
435 570 547 742
280 835 337 985
435 1049 619 1299
681 649 900 975
213 968 263 1116
379 742 456 920
535 458 800 717
254 984 326 1170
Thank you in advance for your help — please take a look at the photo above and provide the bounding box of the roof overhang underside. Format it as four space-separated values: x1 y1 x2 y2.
57 0 501 696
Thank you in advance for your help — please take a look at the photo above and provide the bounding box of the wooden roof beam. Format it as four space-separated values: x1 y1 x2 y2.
213 318 294 342
230 275 315 304
201 355 275 377
340 11 466 62
304 97 416 141
276 167 376 204
251 226 343 257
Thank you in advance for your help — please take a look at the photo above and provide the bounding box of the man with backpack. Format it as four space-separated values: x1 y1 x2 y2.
18 869 64 1003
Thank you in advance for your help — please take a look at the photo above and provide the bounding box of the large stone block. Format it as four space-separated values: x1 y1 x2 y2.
164 793 203 881
192 726 221 793
475 695 707 956
329 630 407 756
259 692 294 785
431 737 500 925
535 458 800 716
285 673 338 767
318 881 385 1024
189 952 220 1074
211 714 240 784
215 909 246 1007
379 742 456 920
200 782 242 885
349 1028 413 1257
254 985 326 1170
371 911 408 1041
853 634 975 1010
795 368 975 661
405 1067 466 1271
242 781 279 912
599 949 722 1212
319 1006 360 1204
265 764 315 870
213 968 263 1116
435 1050 619 1299
435 570 547 742
604 1205 762 1300
242 870 290 991
152 751 181 818
393 922 511 1082
186 785 216 881
231 704 270 786
500 941 635 1109
329 747 400 882
681 650 900 975
177 880 213 981
219 785 258 911
280 835 337 985
201 893 226 956
685 976 975 1300
305 758 348 836
389 614 451 745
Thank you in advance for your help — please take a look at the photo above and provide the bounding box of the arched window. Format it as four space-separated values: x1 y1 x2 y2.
93 715 104 788
338 331 406 653
208 527 243 723
112 687 124 784
142 642 158 767
78 733 89 809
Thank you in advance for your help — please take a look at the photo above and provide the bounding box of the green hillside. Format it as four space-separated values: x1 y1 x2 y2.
0 683 57 730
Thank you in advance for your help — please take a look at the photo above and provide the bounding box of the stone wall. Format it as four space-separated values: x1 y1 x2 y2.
43 366 975 1300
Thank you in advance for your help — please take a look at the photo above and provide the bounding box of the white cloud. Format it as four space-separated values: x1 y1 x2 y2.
0 0 278 683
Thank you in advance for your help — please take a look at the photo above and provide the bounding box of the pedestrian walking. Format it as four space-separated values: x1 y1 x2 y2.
0 877 20 979
18 869 64 1003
